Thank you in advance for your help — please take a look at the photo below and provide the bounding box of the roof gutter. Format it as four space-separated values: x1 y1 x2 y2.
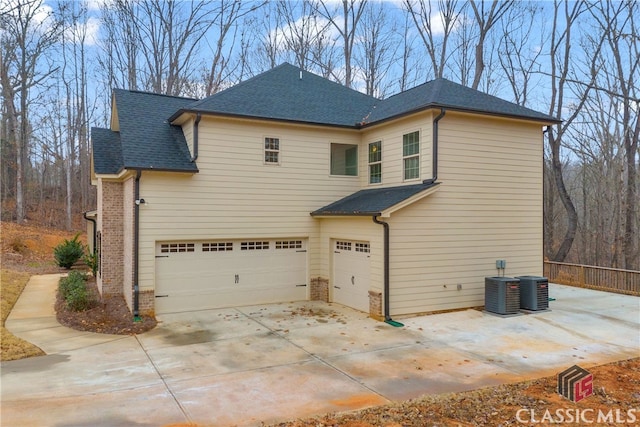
191 113 201 162
372 215 404 327
133 170 142 322
424 108 446 185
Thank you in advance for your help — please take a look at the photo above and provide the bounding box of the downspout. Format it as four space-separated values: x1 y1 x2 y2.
372 216 404 327
133 170 142 321
191 113 202 162
423 108 446 185
83 211 97 254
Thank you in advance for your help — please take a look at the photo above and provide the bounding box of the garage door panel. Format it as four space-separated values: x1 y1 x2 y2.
332 240 370 313
155 240 307 314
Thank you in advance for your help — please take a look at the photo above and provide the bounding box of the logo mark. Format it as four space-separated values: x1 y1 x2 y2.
558 365 593 402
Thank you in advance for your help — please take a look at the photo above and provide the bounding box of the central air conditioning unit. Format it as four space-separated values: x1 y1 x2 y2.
485 276 520 315
516 276 549 311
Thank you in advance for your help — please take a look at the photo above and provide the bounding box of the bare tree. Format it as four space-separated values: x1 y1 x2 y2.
404 0 462 80
498 2 545 106
397 10 421 92
315 0 367 88
545 0 603 262
204 0 265 96
98 0 140 92
354 1 399 97
276 0 328 72
134 1 216 96
586 0 639 269
0 0 61 223
250 2 284 72
468 0 514 90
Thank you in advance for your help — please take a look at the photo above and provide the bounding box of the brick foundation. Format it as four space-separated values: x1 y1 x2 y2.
368 290 383 321
310 277 329 302
138 289 155 316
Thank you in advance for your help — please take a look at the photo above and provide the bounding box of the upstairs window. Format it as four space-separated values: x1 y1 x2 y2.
403 131 420 180
264 137 280 164
330 143 358 176
368 141 382 184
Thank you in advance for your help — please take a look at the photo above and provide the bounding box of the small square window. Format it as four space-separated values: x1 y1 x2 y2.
265 137 279 164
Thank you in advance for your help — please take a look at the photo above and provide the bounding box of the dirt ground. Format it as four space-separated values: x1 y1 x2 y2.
268 358 640 426
2 221 639 426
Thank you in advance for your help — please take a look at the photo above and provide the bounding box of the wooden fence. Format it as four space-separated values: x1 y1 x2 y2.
544 261 640 296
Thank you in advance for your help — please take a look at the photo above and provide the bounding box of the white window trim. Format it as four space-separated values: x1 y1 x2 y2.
402 130 421 181
264 136 280 165
329 142 359 177
368 140 382 185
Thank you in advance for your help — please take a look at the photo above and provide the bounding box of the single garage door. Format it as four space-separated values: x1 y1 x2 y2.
332 240 370 312
155 239 307 314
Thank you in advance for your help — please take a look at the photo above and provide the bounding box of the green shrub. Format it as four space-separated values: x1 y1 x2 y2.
58 271 93 312
83 247 98 276
59 271 86 299
54 233 84 269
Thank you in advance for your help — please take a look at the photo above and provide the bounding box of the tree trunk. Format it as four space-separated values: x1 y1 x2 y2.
549 129 578 261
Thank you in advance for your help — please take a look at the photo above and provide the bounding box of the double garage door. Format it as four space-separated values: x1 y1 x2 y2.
155 239 307 314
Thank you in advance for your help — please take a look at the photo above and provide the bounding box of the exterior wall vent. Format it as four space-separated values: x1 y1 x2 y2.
516 276 549 311
485 276 520 315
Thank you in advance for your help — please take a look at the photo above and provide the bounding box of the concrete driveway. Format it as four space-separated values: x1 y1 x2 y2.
2 274 639 427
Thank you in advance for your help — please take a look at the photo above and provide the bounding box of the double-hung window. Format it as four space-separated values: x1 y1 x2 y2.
264 137 280 164
368 141 382 184
403 131 420 180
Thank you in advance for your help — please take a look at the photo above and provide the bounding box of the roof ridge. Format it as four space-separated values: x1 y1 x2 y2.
113 88 198 102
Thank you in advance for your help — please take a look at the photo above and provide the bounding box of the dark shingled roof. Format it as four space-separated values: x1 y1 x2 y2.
92 127 123 175
92 90 198 174
172 63 558 126
170 63 378 127
368 78 558 124
93 63 558 176
311 183 440 216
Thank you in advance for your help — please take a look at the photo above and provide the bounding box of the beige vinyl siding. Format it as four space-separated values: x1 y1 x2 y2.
387 112 543 315
360 113 432 187
136 116 362 292
182 116 194 158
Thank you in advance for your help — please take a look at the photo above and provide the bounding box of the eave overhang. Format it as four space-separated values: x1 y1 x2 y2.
311 182 441 219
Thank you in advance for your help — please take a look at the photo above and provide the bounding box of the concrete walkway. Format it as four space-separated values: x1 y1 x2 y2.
1 274 638 427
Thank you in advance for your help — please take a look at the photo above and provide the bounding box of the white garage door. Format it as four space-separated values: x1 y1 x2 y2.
332 240 370 313
155 239 307 314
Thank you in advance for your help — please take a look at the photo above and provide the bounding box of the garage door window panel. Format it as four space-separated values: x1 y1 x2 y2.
202 242 233 252
161 243 195 253
241 241 269 250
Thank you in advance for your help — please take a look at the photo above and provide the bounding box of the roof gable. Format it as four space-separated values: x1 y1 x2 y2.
92 90 199 174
